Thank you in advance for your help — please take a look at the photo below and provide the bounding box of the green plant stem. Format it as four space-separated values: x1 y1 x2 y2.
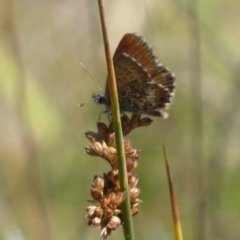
97 1 134 239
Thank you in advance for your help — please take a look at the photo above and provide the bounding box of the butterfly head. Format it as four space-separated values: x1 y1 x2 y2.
92 93 107 105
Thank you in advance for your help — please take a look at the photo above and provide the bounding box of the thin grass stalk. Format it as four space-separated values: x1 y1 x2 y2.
163 145 183 240
187 1 205 239
97 1 134 239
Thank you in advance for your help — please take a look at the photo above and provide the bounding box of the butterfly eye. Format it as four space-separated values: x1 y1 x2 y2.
94 94 106 105
99 95 106 104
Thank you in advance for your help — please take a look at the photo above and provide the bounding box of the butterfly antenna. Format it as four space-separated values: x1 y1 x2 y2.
78 97 95 108
80 62 103 92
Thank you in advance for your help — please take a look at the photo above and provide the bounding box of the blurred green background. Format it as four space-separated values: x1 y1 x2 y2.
0 0 240 239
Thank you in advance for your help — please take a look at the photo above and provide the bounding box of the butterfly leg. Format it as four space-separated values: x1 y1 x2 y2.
107 113 112 123
98 109 110 122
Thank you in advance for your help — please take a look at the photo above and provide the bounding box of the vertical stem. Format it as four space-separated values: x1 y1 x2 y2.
97 1 134 239
163 145 183 240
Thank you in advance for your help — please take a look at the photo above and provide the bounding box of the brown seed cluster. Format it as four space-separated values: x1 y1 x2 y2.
85 114 152 238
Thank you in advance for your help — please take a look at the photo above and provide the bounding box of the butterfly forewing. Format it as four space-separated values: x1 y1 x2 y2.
113 33 156 73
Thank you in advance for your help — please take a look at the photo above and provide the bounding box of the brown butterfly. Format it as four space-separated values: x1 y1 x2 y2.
93 33 175 118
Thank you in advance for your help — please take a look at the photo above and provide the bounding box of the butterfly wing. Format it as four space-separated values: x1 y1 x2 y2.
113 33 175 89
105 33 175 118
114 54 172 118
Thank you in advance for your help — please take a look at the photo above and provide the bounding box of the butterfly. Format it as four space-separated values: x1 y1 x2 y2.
93 33 175 118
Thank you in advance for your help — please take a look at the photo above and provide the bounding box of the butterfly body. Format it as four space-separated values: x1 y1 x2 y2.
93 33 175 118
